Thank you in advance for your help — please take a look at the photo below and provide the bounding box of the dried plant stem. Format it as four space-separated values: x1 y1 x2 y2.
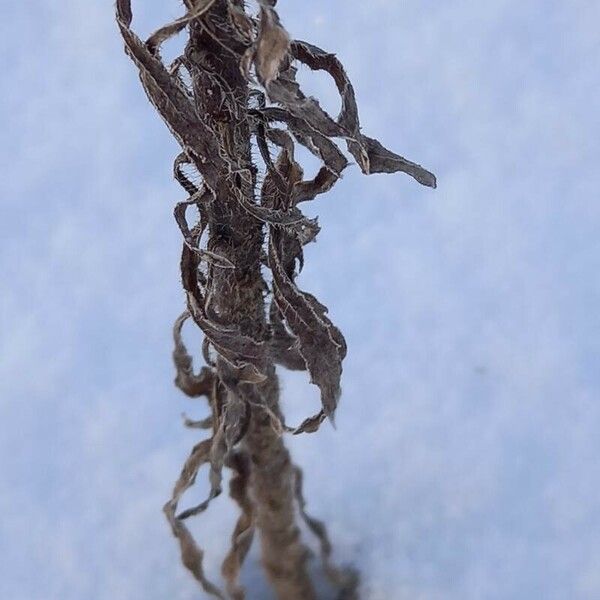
117 0 435 596
244 379 316 599
187 7 315 595
243 371 314 598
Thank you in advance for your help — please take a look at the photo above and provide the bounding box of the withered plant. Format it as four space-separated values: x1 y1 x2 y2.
116 1 435 598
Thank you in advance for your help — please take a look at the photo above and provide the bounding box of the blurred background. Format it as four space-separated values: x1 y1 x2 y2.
1 1 599 598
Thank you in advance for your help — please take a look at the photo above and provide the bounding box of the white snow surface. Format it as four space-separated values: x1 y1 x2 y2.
1 1 599 599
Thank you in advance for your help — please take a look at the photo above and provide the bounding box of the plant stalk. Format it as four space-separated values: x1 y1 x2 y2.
188 4 316 597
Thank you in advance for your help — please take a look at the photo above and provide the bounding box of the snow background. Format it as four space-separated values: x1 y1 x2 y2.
1 1 599 598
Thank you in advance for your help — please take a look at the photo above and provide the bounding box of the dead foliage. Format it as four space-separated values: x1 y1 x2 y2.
117 1 435 598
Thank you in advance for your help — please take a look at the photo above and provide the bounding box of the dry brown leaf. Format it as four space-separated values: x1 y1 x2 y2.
254 7 290 85
269 228 346 420
173 311 215 398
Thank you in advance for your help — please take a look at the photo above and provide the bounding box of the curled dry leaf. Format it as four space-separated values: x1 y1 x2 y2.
163 439 226 598
254 7 290 85
146 0 219 55
167 515 226 599
173 151 200 195
173 311 215 398
290 410 326 435
176 429 225 520
268 305 306 372
189 306 267 378
182 413 214 429
117 0 225 188
269 228 346 420
115 0 132 28
146 14 192 55
271 39 437 188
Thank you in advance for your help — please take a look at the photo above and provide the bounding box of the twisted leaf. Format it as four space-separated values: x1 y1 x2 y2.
269 229 346 420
